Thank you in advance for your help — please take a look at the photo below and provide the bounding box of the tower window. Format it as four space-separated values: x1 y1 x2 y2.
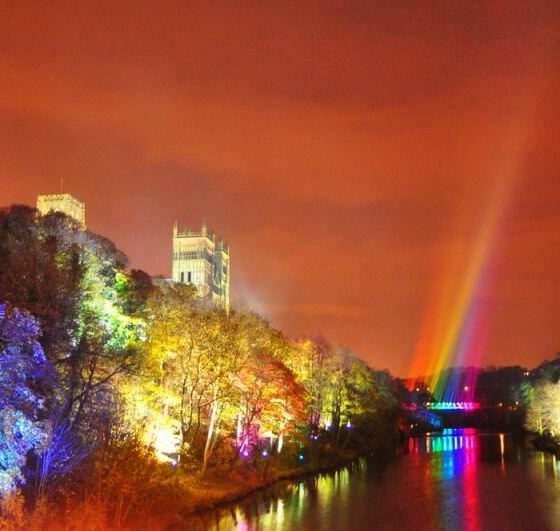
188 271 192 283
180 272 184 283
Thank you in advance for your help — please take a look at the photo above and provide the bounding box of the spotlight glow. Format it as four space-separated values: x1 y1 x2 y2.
408 117 531 401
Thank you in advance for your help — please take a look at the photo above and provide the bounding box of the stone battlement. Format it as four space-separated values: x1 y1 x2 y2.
37 193 86 229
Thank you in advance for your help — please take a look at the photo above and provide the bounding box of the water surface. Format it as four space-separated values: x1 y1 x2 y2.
192 430 560 530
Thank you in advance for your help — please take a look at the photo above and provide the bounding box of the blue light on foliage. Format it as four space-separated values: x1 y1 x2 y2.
0 303 53 494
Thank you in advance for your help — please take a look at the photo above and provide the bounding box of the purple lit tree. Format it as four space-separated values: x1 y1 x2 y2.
0 303 53 494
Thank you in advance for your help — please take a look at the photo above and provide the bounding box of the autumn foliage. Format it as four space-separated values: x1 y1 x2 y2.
0 204 400 528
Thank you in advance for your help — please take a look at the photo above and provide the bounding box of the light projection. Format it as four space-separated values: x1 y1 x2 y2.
408 142 527 403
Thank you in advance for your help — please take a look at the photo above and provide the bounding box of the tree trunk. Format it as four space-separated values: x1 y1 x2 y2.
200 392 219 477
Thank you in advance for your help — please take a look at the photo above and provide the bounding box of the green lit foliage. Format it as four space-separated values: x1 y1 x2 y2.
283 337 332 429
77 245 144 353
41 224 148 436
0 206 147 408
116 269 154 317
0 205 154 503
525 381 560 435
280 337 400 451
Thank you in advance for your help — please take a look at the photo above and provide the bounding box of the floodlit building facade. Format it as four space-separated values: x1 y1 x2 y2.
36 193 86 229
172 222 230 310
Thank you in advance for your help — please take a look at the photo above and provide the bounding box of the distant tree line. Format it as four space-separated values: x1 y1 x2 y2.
404 360 560 434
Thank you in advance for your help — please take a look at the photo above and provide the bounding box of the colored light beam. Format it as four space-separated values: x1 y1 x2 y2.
409 103 538 402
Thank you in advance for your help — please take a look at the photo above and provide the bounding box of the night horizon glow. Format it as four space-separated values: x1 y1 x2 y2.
2 2 560 377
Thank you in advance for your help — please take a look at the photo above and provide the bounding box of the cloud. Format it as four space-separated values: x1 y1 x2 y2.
1 2 560 375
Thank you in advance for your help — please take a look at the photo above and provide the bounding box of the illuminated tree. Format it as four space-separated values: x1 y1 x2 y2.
124 282 197 462
172 309 252 475
323 347 354 436
0 206 83 364
525 381 560 435
235 350 306 455
0 205 146 433
0 303 52 494
124 283 249 471
0 204 153 509
282 337 332 430
62 243 146 433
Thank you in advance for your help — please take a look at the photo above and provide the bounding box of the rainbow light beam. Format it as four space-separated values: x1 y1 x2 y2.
408 103 535 402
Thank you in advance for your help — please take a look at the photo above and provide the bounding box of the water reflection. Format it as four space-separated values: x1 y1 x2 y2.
408 429 481 531
190 431 560 530
409 428 478 456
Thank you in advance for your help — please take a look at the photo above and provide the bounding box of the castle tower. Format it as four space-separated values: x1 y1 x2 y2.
36 193 86 229
172 222 230 310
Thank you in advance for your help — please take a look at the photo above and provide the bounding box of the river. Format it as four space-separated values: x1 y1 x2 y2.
190 429 560 530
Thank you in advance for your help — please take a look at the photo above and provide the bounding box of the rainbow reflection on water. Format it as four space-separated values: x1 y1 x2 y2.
409 428 479 457
409 428 481 530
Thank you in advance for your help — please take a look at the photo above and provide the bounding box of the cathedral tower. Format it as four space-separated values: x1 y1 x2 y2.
172 222 230 310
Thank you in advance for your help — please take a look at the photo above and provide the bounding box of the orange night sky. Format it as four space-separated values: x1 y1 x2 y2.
1 1 560 376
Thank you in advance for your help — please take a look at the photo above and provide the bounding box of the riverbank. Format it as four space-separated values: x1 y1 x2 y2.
126 449 369 530
5 451 368 530
530 432 560 457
